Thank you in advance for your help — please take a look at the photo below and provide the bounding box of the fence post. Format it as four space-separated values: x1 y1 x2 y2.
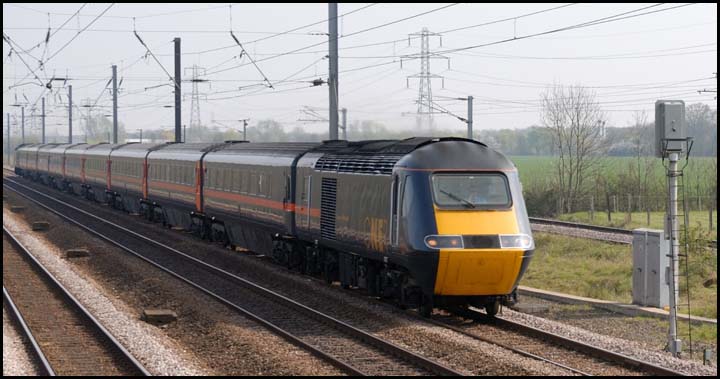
606 192 612 222
627 194 632 223
710 199 715 231
590 195 594 221
647 202 651 226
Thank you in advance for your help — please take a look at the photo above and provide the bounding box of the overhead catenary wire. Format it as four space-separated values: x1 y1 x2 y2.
5 5 716 134
43 3 115 65
18 3 115 111
133 23 178 90
182 3 379 56
205 3 460 76
5 3 229 20
228 5 273 89
429 3 698 57
3 33 47 88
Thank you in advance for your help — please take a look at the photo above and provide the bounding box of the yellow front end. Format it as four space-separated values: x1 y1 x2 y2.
433 207 525 296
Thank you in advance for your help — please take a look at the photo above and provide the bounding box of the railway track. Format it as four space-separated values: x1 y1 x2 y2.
2 226 149 376
529 217 633 244
5 172 694 376
429 308 686 376
3 176 464 376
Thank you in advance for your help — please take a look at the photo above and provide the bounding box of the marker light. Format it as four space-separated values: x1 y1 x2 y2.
424 235 464 249
499 234 534 250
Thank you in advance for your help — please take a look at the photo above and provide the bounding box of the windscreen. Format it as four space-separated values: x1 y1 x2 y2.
431 173 511 209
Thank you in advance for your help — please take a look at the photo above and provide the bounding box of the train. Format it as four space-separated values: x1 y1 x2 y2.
15 137 534 316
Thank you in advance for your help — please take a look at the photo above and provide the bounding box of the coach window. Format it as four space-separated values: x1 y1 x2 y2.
232 169 240 193
223 167 231 191
213 167 220 189
258 173 266 197
250 172 258 195
241 171 249 194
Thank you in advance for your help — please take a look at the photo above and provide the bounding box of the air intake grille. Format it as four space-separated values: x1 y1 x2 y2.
462 235 501 249
320 178 337 240
315 154 402 175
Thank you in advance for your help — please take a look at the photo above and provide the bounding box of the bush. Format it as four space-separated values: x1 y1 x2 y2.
524 186 559 217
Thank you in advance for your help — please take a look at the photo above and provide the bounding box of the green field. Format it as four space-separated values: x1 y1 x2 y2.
523 232 718 319
511 156 717 234
510 156 717 193
557 211 717 239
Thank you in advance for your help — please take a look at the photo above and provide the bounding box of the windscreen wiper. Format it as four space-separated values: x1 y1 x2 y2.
440 189 476 208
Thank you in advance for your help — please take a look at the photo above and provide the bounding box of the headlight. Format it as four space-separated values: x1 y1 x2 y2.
424 235 464 249
499 234 534 249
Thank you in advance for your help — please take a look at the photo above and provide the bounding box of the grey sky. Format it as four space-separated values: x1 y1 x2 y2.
2 3 717 139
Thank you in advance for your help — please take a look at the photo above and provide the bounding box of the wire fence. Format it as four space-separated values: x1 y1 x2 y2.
549 195 717 230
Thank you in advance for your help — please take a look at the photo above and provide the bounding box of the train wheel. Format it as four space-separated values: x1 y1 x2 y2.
419 296 434 318
485 299 500 317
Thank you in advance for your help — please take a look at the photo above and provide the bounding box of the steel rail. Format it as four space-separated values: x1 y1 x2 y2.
3 287 56 376
465 308 686 376
3 177 464 376
3 226 150 376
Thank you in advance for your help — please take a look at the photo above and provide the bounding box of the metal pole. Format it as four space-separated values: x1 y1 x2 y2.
68 85 73 143
6 113 10 165
341 107 347 140
183 124 186 143
174 37 182 143
41 97 46 143
467 95 473 139
112 64 118 143
87 101 92 143
667 152 681 357
21 106 25 144
243 120 247 141
140 129 142 143
328 3 339 140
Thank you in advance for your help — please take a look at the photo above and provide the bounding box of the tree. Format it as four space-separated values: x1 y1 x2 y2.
541 84 606 213
685 103 716 156
630 110 655 211
83 114 126 143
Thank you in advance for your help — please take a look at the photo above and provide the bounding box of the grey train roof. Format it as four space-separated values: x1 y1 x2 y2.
16 138 512 174
313 137 503 175
211 142 319 156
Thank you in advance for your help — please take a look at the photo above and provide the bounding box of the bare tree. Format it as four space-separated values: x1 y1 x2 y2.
542 84 606 214
630 110 655 210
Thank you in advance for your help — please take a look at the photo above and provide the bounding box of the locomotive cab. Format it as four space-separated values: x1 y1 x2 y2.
394 139 534 316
